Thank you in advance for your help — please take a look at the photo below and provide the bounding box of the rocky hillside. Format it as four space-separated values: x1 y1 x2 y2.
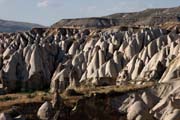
0 19 44 33
0 23 179 119
0 26 179 92
52 6 180 28
52 17 118 28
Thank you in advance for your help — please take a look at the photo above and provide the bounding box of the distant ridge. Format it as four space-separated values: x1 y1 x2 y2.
52 6 180 28
0 19 44 33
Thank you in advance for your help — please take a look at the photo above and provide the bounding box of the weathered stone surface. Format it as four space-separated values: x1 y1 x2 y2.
37 101 53 120
0 113 12 120
0 26 179 93
127 101 154 120
1 24 180 120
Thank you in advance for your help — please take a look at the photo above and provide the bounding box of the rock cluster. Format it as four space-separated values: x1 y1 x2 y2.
0 25 180 119
116 88 180 120
37 90 70 120
37 87 180 120
0 26 179 93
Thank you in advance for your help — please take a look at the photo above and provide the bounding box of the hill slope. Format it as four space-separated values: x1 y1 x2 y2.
52 6 180 28
0 19 44 33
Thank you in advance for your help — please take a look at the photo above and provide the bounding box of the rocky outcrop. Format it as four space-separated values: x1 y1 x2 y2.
0 26 179 93
37 101 53 120
0 113 12 120
127 100 154 120
0 23 180 120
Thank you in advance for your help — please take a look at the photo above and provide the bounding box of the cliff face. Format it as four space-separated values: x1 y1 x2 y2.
52 18 118 28
52 6 180 28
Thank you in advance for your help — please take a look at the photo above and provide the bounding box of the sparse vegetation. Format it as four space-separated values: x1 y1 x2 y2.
61 82 155 107
72 82 155 97
0 96 17 102
64 88 84 96
0 82 161 119
26 93 36 99
0 91 51 112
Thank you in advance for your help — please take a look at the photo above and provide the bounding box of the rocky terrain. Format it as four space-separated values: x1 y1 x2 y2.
0 6 180 120
52 6 180 28
0 19 44 33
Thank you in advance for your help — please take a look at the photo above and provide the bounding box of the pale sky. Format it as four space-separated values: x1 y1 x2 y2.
0 0 180 26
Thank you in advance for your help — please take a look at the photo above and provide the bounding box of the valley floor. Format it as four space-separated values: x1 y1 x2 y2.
0 83 154 119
